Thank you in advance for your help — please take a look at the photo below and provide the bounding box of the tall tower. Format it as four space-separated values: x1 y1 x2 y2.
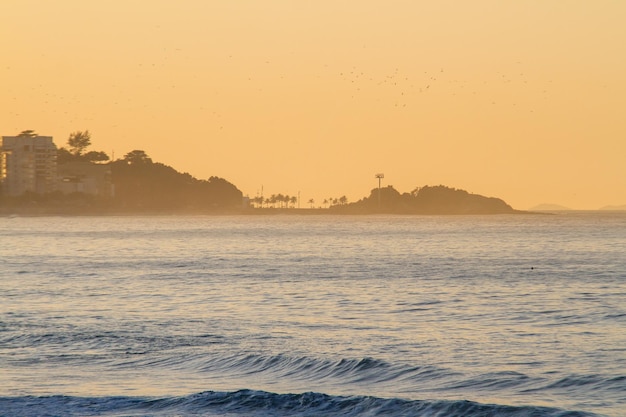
1 134 58 196
375 173 384 209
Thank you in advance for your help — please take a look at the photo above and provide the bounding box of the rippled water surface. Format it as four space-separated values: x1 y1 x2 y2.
1 213 625 416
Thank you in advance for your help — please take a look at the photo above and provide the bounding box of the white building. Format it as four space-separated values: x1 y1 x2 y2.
1 135 58 196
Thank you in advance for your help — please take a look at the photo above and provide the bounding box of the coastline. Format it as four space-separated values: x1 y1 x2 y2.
0 205 539 217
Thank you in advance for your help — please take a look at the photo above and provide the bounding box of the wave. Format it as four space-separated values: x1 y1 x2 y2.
0 390 605 417
119 352 626 396
4 327 624 407
3 327 623 414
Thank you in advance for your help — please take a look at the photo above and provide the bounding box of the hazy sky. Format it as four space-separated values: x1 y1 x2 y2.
2 1 625 209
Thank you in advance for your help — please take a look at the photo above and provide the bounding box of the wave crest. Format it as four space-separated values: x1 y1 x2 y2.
0 390 604 417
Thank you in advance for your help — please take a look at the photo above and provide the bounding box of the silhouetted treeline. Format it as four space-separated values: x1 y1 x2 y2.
1 128 517 215
110 150 243 212
57 130 110 164
0 147 243 214
330 185 517 214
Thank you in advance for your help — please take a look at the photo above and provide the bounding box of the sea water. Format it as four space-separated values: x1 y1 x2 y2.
1 212 624 417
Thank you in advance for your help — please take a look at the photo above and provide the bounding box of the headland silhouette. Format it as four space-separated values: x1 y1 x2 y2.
1 130 521 215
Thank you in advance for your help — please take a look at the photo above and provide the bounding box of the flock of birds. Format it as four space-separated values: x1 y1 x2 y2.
2 49 557 136
332 63 552 112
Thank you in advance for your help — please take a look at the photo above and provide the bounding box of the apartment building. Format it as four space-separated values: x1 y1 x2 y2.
0 134 58 196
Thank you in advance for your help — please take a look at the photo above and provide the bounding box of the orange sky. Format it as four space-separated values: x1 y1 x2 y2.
2 1 625 209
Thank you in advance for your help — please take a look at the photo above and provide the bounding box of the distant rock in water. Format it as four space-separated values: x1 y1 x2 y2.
599 204 626 211
331 185 519 214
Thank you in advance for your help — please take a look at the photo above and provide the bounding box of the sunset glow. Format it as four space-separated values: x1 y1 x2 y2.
2 1 624 209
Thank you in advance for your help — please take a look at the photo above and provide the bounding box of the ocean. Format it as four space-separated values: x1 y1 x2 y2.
1 212 624 417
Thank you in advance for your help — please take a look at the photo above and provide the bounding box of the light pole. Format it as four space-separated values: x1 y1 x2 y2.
375 173 384 210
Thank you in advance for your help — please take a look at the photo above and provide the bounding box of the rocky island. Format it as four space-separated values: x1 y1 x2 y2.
329 185 519 215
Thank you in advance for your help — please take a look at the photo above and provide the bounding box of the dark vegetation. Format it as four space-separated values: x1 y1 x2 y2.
329 185 517 214
1 130 243 214
2 129 519 215
57 130 110 164
110 150 242 212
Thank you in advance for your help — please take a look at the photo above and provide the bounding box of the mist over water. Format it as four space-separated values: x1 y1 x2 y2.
1 213 624 416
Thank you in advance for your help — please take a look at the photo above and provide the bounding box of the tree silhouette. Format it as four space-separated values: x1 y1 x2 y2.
67 131 92 156
123 150 153 165
57 130 109 164
109 156 242 211
17 130 37 137
252 195 264 208
83 150 109 163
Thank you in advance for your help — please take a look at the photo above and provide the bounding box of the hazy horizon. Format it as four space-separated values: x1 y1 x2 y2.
2 1 625 210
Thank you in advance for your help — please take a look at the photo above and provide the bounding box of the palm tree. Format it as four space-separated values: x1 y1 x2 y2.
276 193 285 208
252 196 264 208
308 198 315 208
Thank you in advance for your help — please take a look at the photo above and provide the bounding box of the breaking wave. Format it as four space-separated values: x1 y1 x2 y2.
0 390 604 417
